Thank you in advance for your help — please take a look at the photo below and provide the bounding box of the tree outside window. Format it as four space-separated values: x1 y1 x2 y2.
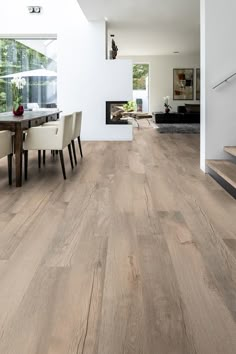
133 64 149 90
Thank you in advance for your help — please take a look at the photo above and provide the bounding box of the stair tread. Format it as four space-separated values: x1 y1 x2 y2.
224 146 236 157
207 160 236 189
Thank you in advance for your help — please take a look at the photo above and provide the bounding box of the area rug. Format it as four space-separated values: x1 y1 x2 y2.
155 123 200 134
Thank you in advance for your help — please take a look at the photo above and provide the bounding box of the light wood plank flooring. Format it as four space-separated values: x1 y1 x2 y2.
0 123 236 354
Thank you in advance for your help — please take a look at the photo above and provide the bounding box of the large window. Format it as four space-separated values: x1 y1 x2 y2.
0 38 57 112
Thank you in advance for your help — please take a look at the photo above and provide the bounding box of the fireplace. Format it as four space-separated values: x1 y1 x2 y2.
106 101 129 124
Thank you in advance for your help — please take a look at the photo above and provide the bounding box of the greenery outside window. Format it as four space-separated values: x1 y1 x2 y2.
133 64 149 90
0 38 57 113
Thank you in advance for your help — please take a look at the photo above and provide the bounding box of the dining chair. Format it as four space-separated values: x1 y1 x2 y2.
44 111 83 165
71 111 83 165
23 114 74 180
0 130 13 185
27 103 40 111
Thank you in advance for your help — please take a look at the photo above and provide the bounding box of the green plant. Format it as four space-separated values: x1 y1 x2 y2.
123 100 136 112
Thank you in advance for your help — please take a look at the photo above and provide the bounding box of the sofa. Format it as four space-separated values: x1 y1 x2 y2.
153 103 200 124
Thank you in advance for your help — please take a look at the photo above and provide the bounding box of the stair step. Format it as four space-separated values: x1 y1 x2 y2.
224 146 236 158
207 160 236 190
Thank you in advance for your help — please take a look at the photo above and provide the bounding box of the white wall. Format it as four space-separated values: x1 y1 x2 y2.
121 55 200 113
201 0 236 170
0 0 133 141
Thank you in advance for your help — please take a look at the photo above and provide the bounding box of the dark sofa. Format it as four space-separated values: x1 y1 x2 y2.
153 104 200 124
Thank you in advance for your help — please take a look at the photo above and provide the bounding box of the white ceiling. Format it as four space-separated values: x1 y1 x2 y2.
77 0 200 56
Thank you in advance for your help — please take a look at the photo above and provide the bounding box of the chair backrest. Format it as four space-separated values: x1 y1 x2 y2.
27 103 40 110
61 114 73 148
72 111 82 140
0 131 12 159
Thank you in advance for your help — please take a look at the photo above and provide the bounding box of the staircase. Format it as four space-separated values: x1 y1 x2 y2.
207 146 236 198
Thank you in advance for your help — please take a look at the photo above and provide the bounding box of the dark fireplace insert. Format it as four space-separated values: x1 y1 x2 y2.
106 101 129 124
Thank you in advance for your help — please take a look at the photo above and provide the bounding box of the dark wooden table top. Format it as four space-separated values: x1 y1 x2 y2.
0 110 60 123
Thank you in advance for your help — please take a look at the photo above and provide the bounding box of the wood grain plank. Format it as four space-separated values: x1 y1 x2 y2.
224 146 236 158
159 211 236 353
207 159 236 189
0 126 235 353
97 213 146 354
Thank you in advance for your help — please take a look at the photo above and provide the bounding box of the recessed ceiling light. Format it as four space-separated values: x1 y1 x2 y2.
27 6 41 14
34 6 41 13
173 51 180 54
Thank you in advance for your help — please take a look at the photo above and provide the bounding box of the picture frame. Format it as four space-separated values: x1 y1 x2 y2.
196 68 200 100
173 68 194 100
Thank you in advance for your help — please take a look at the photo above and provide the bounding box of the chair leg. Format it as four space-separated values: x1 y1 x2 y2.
7 153 13 185
43 150 46 165
38 150 41 168
59 150 66 180
78 136 83 158
68 144 74 169
71 140 77 165
24 150 28 181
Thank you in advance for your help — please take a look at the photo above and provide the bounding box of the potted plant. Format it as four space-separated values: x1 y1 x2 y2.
123 101 136 112
11 76 26 116
163 96 172 113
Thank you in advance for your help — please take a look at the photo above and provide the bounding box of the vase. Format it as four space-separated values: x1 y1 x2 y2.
13 105 24 116
165 108 170 113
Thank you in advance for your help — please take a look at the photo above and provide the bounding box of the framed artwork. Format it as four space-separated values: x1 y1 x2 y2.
173 68 194 100
196 68 200 100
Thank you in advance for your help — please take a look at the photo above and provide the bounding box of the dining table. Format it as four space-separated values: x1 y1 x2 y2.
0 109 60 187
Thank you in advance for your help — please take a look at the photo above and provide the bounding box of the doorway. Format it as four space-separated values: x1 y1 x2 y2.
133 63 149 112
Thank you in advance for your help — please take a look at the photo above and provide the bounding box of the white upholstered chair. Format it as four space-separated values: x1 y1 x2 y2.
71 111 83 165
23 114 74 180
44 111 83 165
0 130 13 185
27 103 40 110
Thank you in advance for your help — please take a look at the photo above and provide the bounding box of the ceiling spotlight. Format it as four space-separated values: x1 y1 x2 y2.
34 6 41 13
28 6 41 14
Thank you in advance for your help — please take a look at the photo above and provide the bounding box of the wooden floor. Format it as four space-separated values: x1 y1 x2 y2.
0 123 236 354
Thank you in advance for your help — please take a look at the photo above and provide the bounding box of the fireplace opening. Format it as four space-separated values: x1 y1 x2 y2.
106 101 129 124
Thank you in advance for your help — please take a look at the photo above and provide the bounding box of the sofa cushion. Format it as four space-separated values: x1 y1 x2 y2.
185 104 200 113
177 106 186 114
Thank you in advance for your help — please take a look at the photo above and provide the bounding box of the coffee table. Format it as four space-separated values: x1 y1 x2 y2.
127 112 152 128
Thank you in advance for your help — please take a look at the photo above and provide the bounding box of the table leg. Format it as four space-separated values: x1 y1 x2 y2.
15 126 23 187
